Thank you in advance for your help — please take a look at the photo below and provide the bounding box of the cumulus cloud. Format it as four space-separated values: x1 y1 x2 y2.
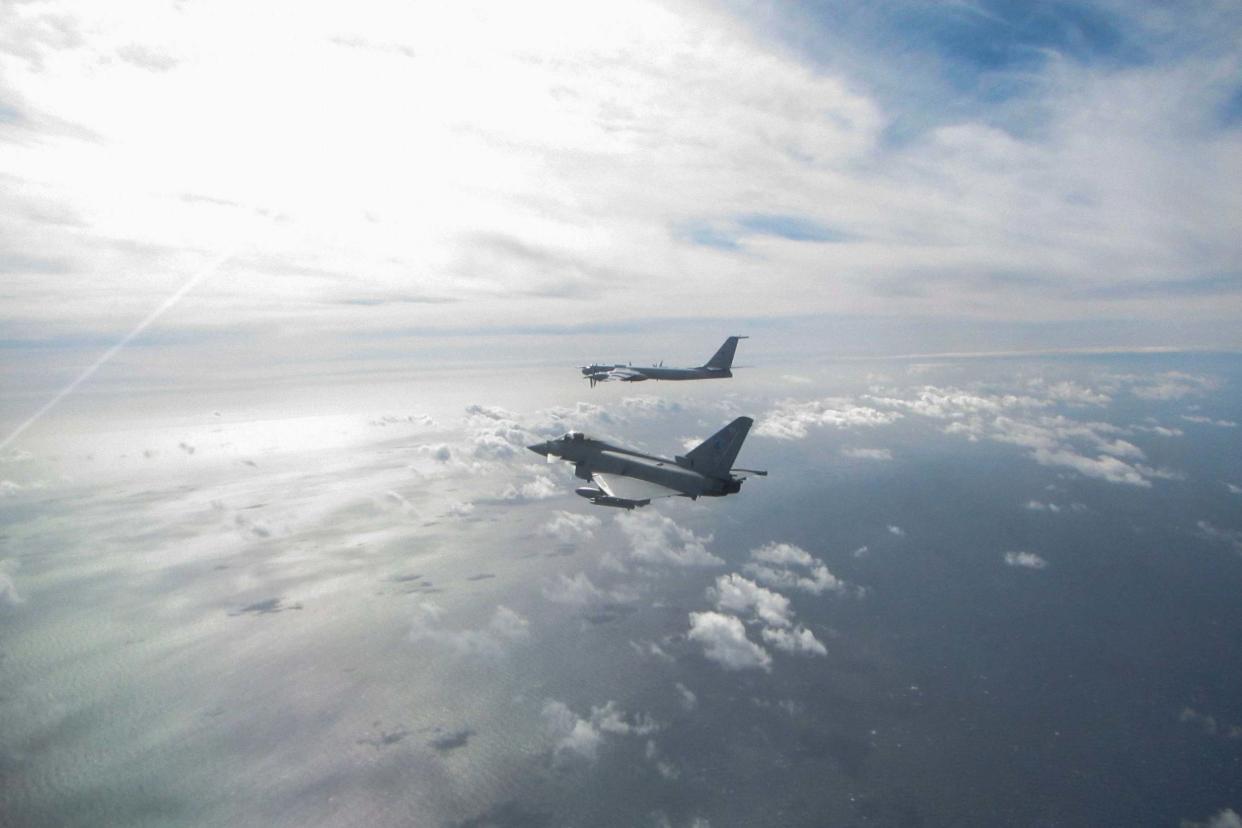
761 625 827 657
542 699 659 762
1024 499 1061 512
542 572 636 608
1004 551 1048 570
756 398 901 440
692 567 828 669
743 542 848 595
409 604 530 660
539 511 601 544
687 611 771 672
887 525 905 536
500 472 560 501
710 574 792 627
613 512 721 568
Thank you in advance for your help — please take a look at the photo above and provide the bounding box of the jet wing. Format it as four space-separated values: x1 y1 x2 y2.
592 472 682 501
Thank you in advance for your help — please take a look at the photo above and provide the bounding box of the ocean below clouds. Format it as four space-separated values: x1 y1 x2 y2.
1 353 1240 826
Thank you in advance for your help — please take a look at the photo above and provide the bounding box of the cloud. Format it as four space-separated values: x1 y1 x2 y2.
116 43 178 72
539 511 601 544
1226 483 1242 496
0 561 23 607
1029 446 1150 487
674 682 697 711
500 472 559 501
1127 372 1217 400
542 572 636 608
1178 706 1242 741
761 625 827 657
865 384 1183 487
743 542 848 595
841 447 892 461
1198 521 1242 554
629 640 675 663
419 444 453 463
1181 415 1238 428
2 0 1241 378
444 500 475 517
1024 499 1061 512
1004 551 1048 570
887 525 905 536
756 399 901 440
541 699 659 762
1037 380 1111 406
710 574 792 627
614 512 722 568
409 604 530 660
687 611 771 672
1180 809 1242 828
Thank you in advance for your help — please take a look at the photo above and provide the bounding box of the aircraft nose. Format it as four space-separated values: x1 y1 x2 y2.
528 442 550 457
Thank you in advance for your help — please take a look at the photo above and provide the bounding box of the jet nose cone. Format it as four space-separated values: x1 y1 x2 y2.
528 442 550 456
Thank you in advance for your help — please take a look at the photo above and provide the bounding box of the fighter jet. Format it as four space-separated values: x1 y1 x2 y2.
581 336 747 387
527 416 766 509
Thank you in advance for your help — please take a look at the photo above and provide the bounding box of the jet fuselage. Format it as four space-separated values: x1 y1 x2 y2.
527 435 738 498
613 367 732 382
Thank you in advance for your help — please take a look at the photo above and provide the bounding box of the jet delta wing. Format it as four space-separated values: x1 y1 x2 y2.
527 417 766 509
581 336 747 387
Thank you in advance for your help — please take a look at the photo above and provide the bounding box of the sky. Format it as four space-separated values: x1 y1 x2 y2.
2 0 1242 431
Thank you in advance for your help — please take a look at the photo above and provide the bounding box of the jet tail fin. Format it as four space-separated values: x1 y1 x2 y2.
679 417 753 477
703 336 747 370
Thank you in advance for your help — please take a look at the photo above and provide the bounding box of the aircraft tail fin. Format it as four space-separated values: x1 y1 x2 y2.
680 417 753 477
703 336 747 370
